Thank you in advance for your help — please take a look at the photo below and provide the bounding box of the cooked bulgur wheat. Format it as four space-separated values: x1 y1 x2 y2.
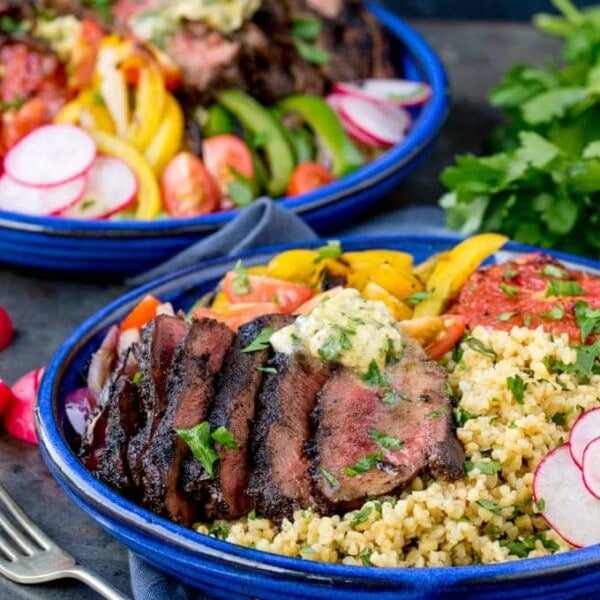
194 326 600 566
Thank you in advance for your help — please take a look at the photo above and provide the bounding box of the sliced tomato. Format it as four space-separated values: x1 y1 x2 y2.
294 286 344 315
286 161 335 196
120 294 162 331
202 134 254 198
222 272 314 314
69 18 105 91
194 301 281 332
160 151 220 217
423 315 467 360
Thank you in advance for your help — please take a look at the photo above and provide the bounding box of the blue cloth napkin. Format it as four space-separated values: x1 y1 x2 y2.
128 198 451 599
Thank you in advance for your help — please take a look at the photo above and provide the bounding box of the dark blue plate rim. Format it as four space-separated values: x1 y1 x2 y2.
36 234 600 589
0 2 448 239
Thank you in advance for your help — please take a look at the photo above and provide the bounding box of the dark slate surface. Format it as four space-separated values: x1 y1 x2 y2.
0 19 561 600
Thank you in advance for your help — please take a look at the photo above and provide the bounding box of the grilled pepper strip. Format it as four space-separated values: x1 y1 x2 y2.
216 89 295 197
277 94 364 177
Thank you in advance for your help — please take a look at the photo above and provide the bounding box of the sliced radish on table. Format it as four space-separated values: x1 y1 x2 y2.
3 366 45 445
0 172 87 216
0 379 14 415
0 306 14 350
338 95 412 146
582 437 600 500
4 124 96 187
61 155 137 219
569 407 600 467
533 443 600 548
333 79 431 106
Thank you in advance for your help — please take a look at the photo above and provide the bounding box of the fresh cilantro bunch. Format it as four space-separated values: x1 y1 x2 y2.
440 0 600 258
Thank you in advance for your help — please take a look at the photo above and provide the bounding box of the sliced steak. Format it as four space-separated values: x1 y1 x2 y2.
202 313 295 520
312 337 464 510
140 318 234 524
247 351 333 521
126 314 190 491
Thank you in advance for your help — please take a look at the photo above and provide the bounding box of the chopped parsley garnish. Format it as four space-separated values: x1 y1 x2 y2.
406 291 431 306
547 340 600 383
368 429 404 451
453 406 477 427
382 390 401 406
540 305 565 320
231 260 252 295
208 522 230 540
499 534 559 558
464 460 502 475
343 452 383 477
497 311 517 322
358 548 373 566
177 422 238 478
241 327 274 353
545 279 584 297
476 499 502 515
131 371 143 386
541 264 568 279
506 374 526 403
551 412 567 426
361 360 390 388
320 467 340 489
463 334 497 359
318 327 353 362
314 240 342 262
574 300 600 343
499 282 519 297
536 497 546 512
350 505 373 527
426 407 447 420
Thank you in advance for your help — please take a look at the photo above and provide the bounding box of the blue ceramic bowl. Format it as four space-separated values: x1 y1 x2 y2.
36 234 600 599
0 3 448 277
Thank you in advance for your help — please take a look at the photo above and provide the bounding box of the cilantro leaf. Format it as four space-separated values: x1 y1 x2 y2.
242 327 275 353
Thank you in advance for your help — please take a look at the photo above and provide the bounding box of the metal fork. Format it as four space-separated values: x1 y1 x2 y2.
0 483 130 599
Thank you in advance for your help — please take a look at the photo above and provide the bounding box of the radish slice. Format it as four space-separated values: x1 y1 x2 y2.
0 305 14 350
569 407 600 467
4 124 96 187
61 155 138 219
533 443 600 547
326 94 383 147
0 379 14 416
582 437 600 499
338 95 412 146
333 79 432 106
3 366 44 445
0 173 87 215
64 387 93 437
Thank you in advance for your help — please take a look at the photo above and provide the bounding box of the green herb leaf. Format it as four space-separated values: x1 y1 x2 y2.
177 422 219 478
320 467 340 489
368 429 404 451
242 327 274 353
476 499 502 515
463 334 497 359
343 452 383 477
464 460 502 475
545 279 584 296
231 260 252 295
361 360 390 388
574 300 600 343
293 37 331 65
211 426 240 450
507 374 526 403
315 240 342 262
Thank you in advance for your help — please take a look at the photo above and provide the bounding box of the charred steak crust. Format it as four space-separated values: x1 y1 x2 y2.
141 318 235 525
126 315 190 492
247 351 333 521
312 337 464 510
202 314 295 520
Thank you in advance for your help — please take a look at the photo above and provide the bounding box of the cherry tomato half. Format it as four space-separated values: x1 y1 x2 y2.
202 134 254 197
286 161 335 196
160 151 220 217
194 301 282 332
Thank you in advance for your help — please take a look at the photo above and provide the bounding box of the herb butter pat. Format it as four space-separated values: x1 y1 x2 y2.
270 288 405 376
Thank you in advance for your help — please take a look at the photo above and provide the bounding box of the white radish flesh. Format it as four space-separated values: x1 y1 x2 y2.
338 95 411 146
333 79 431 106
4 124 96 187
0 173 87 215
326 94 383 147
533 443 600 548
569 407 600 467
582 437 600 500
61 155 137 219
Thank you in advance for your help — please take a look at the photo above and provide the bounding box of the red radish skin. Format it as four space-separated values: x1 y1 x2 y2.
533 443 600 548
0 379 14 415
0 306 14 350
338 95 412 146
64 387 93 437
582 437 600 500
4 124 97 187
0 173 87 216
4 366 44 444
61 155 137 219
569 407 600 467
333 79 432 106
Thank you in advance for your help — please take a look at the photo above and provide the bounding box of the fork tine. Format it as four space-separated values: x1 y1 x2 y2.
0 485 53 553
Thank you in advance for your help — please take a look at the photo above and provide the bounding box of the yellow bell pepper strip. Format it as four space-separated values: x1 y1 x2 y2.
413 233 509 317
144 92 184 176
91 130 162 219
277 94 364 177
54 90 116 134
362 281 413 321
96 39 131 137
216 89 295 198
126 61 166 151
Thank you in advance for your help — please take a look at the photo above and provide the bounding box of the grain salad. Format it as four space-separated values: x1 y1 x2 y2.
196 324 600 566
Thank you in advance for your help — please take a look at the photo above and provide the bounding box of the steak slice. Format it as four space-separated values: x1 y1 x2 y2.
141 318 235 524
126 314 190 492
312 337 464 510
247 351 333 521
202 313 295 520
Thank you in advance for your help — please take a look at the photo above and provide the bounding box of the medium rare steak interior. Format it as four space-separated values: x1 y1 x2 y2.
83 303 464 526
